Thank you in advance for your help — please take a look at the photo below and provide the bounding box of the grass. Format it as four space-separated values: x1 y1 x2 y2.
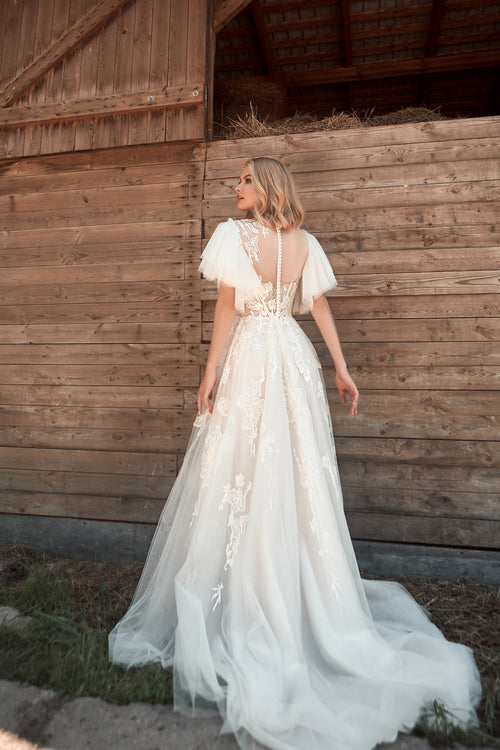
0 548 172 705
0 545 498 746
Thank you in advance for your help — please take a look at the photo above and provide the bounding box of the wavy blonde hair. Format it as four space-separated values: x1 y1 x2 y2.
245 157 304 230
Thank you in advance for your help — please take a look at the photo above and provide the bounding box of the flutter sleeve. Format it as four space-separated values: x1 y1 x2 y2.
293 230 338 314
199 219 261 314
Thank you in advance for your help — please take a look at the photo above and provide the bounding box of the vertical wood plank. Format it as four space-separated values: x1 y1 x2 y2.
128 0 154 145
148 0 171 143
183 0 209 140
165 0 189 140
91 0 119 148
39 0 70 154
74 35 98 150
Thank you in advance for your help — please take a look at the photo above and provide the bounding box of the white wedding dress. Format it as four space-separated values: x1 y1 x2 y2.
109 218 481 750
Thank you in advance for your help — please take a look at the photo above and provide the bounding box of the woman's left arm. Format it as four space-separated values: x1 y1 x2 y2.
311 293 359 416
197 283 236 414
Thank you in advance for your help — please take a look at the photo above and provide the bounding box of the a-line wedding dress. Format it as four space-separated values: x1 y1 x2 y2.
109 218 481 750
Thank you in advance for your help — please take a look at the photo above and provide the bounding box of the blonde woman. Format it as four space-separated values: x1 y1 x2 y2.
110 157 480 750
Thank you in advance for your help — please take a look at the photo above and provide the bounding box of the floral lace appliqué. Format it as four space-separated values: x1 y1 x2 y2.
235 219 269 262
294 449 334 560
322 455 342 503
237 369 265 455
220 473 251 570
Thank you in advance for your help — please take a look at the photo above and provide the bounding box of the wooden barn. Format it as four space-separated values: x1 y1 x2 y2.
0 0 499 581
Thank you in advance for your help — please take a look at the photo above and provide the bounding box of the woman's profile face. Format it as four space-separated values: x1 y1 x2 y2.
235 167 257 213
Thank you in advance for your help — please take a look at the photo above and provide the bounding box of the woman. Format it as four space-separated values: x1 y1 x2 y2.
109 157 481 750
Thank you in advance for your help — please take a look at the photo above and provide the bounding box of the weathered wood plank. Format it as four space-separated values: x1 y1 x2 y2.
0 162 203 196
0 301 184 325
345 512 499 548
0 322 200 344
335 437 500 468
0 469 173 499
0 181 195 214
0 426 193 453
0 220 202 249
0 240 199 268
329 389 500 416
338 366 500 391
0 279 199 306
315 225 500 252
340 461 500 500
5 199 200 230
321 246 500 275
0 260 186 285
0 364 199 386
0 343 191 365
0 404 197 432
147 0 170 143
329 410 499 441
0 384 186 408
0 446 176 475
0 491 164 524
317 341 500 367
0 140 203 177
0 84 205 127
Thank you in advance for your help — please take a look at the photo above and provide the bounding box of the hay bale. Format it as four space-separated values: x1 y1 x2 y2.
213 98 451 140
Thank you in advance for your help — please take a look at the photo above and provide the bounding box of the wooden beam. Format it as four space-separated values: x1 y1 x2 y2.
340 0 353 67
340 0 353 109
425 0 447 57
285 50 500 86
250 0 279 80
0 0 133 108
271 31 344 49
213 0 252 33
420 0 447 106
261 0 334 12
350 3 432 24
0 84 204 127
264 13 342 33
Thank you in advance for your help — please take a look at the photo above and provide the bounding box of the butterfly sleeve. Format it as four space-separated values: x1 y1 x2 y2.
293 231 338 314
199 219 260 314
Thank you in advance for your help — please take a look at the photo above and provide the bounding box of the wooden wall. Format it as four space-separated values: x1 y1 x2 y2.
0 0 211 158
0 115 499 554
0 139 204 524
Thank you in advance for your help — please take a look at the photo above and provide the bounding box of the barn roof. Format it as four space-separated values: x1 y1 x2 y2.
213 0 500 118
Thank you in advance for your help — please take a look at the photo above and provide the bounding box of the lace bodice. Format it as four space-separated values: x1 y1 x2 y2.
244 280 299 317
235 219 305 318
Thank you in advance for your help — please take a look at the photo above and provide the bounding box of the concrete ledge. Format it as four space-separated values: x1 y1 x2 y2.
353 540 500 585
0 514 498 584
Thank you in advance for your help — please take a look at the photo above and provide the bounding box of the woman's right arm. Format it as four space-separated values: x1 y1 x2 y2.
311 293 359 416
197 283 236 414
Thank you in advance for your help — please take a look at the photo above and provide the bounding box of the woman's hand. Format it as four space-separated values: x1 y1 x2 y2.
335 368 359 416
197 366 217 415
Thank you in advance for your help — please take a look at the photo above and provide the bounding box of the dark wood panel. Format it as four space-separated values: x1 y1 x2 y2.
345 512 499 548
0 491 164 523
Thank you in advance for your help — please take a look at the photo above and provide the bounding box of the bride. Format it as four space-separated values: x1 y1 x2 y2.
109 157 481 750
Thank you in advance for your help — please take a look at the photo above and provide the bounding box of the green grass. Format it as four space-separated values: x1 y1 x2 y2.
0 558 173 705
414 699 499 748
